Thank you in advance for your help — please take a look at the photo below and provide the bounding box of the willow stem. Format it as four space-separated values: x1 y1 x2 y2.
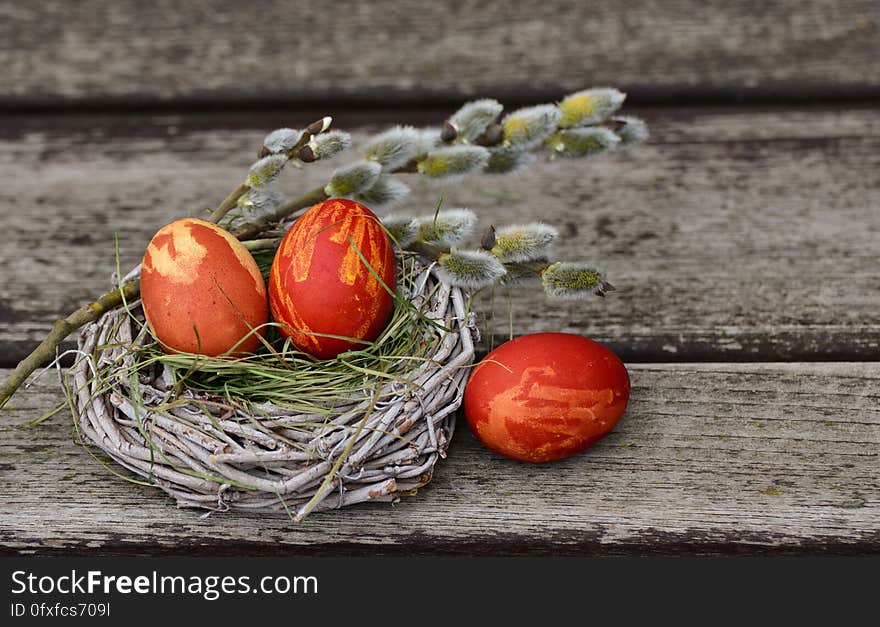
242 238 281 251
0 281 141 409
208 181 251 224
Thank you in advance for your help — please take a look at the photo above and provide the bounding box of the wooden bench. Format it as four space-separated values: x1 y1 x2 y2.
1 0 878 555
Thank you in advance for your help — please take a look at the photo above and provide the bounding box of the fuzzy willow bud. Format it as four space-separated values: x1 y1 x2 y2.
355 175 410 209
416 128 443 155
261 128 302 155
558 88 626 128
237 189 284 214
448 99 504 143
501 105 561 148
547 127 620 159
363 126 422 171
381 215 419 247
437 249 507 290
247 155 288 188
417 146 490 178
484 146 534 175
491 224 559 262
613 116 650 144
324 161 382 197
541 262 613 298
310 130 352 160
417 208 477 247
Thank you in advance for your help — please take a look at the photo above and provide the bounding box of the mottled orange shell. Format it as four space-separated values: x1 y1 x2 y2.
140 218 268 356
463 333 630 463
269 199 396 359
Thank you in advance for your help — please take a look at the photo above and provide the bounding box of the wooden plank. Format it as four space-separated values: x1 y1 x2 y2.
1 1 879 105
1 106 879 363
0 362 877 556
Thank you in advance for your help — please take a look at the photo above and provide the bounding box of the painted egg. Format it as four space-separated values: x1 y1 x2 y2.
141 218 268 356
269 198 396 359
463 333 630 463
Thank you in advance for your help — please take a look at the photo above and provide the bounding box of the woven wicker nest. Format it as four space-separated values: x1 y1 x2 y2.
72 257 476 520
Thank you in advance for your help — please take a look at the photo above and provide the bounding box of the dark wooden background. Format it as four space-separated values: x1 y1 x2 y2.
0 0 878 555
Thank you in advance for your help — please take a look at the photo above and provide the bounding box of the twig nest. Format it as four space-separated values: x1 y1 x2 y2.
73 257 475 520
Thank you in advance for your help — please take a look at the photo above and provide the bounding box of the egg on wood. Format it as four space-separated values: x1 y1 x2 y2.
463 333 630 463
140 218 268 356
269 198 396 359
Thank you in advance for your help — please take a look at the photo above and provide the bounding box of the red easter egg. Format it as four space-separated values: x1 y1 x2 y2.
463 333 630 463
269 198 396 359
141 218 268 356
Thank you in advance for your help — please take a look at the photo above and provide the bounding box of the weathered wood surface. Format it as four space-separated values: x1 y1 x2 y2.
1 1 879 105
1 107 879 364
1 362 877 556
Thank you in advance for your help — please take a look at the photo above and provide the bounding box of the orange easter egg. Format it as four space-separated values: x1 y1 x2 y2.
141 218 268 356
463 333 630 463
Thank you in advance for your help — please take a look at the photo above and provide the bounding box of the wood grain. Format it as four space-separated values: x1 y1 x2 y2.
1 362 877 556
1 1 878 105
1 106 878 364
